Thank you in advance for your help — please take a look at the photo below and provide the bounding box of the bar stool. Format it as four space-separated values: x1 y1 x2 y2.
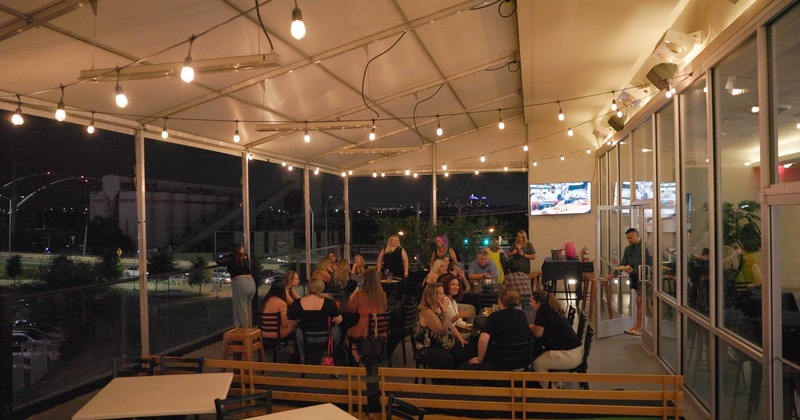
529 271 543 291
580 272 613 320
222 327 266 362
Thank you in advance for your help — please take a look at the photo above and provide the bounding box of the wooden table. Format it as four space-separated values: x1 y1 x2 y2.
72 372 233 419
244 403 356 419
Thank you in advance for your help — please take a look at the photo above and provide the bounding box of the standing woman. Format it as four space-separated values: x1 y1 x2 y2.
429 235 458 270
485 238 507 284
529 290 583 388
283 269 301 305
376 235 409 279
217 243 256 327
509 230 536 271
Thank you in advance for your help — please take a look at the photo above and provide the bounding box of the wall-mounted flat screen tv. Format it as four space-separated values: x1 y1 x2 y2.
530 182 591 215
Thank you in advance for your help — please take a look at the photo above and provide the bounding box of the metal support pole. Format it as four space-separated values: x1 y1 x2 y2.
343 177 350 262
0 293 13 418
432 144 438 225
304 168 311 283
134 128 150 356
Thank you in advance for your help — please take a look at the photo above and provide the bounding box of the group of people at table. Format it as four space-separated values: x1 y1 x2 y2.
217 231 585 382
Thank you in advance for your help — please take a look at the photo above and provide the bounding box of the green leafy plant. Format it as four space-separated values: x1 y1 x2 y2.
5 254 22 283
187 257 211 295
722 199 761 253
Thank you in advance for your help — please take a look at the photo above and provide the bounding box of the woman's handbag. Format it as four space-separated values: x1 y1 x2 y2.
321 317 335 366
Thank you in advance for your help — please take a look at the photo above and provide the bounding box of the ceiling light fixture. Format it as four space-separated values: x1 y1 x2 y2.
81 54 281 82
480 155 486 163
114 67 128 108
475 170 480 175
180 35 196 83
11 95 24 126
341 171 346 177
560 155 565 161
369 119 376 141
348 170 353 175
523 144 529 152
610 91 618 111
497 109 505 130
87 112 95 134
381 172 385 177
587 148 591 154
233 120 241 143
161 118 169 139
504 166 508 171
282 161 287 167
533 161 538 167
291 0 306 40
557 101 564 121
567 128 574 137
55 84 66 121
288 165 294 171
314 167 320 175
436 115 443 136
442 163 447 171
405 169 410 176
303 123 311 143
372 171 377 178
616 109 623 118
413 172 418 178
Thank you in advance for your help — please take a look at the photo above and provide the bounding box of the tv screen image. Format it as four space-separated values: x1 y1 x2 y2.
530 182 591 215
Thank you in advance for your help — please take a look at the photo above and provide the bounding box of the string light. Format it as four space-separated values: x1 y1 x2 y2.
114 67 128 108
314 167 320 175
442 163 447 171
180 35 195 83
436 115 443 136
616 109 623 118
290 0 306 40
567 127 574 137
247 152 253 160
444 172 449 177
161 118 169 139
373 171 377 177
666 83 675 98
11 95 24 126
233 120 240 143
348 170 353 175
533 161 538 167
55 84 66 121
282 161 287 166
557 100 564 121
610 91 618 111
341 171 346 177
523 144 529 152
304 123 310 143
405 169 410 176
504 166 508 171
560 155 565 161
413 172 418 178
87 112 95 133
381 172 385 177
288 165 294 171
475 170 479 175
369 119 376 141
497 109 505 130
480 155 486 163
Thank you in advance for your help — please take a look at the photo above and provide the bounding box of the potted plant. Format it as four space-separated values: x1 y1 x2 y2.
722 199 761 253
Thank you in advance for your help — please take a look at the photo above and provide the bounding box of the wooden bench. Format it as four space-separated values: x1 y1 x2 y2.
378 367 683 420
202 358 369 418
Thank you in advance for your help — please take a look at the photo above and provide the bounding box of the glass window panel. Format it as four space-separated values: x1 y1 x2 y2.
714 37 762 346
772 204 800 363
717 339 764 419
620 136 631 206
770 4 800 183
658 299 678 372
632 119 654 201
657 105 677 299
681 82 711 316
684 316 711 409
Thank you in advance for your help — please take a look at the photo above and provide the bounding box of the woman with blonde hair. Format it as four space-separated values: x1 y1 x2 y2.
376 234 409 279
351 254 367 279
333 259 352 289
509 230 536 270
313 257 333 287
283 269 301 305
426 259 449 285
414 283 469 369
346 268 388 364
287 277 343 363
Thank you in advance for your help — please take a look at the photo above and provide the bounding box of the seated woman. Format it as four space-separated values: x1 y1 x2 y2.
346 268 388 364
414 283 469 370
313 258 333 290
426 259 449 286
287 277 343 364
438 273 472 331
351 254 367 282
465 288 530 370
529 290 583 388
260 278 298 358
283 269 301 306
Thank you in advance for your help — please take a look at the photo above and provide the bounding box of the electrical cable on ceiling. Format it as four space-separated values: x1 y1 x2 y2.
471 0 516 18
254 0 275 51
412 83 445 146
361 30 407 119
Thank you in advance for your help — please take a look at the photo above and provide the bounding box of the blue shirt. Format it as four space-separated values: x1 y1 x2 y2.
467 260 500 280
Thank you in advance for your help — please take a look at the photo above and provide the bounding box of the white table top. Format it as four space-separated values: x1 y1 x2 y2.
245 403 357 419
72 372 234 419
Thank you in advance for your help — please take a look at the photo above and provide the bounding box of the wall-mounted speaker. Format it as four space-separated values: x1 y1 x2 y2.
608 115 625 132
646 63 678 90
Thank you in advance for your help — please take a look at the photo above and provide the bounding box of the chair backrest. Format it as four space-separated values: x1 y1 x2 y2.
567 305 577 326
259 312 281 337
403 303 418 333
576 311 588 340
160 356 204 374
519 294 532 309
491 340 533 371
112 357 155 377
387 394 426 420
477 292 499 309
368 311 392 337
576 325 595 371
214 390 272 419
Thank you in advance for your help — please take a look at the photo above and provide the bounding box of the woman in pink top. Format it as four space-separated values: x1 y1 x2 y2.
346 268 387 364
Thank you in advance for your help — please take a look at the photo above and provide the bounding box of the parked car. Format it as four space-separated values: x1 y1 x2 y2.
15 326 65 342
262 269 283 285
212 268 231 284
12 330 60 362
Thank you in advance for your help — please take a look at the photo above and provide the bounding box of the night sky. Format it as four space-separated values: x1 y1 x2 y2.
2 113 527 208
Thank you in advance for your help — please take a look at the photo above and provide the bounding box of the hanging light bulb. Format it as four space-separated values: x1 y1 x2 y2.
288 165 294 171
665 83 675 98
610 91 618 111
290 0 306 40
442 163 447 171
161 118 169 139
372 171 377 178
480 155 486 163
282 161 287 167
557 101 564 121
560 155 565 161
616 109 623 118
180 36 195 83
304 123 310 143
436 115 443 136
504 166 508 171
444 172 449 177
233 120 241 143
114 67 128 108
87 112 95 133
369 119 376 141
314 167 320 175
348 170 353 175
586 148 591 154
341 171 346 177
533 161 538 167
380 172 385 177
497 109 505 130
11 95 24 126
247 152 253 160
475 170 480 175
567 128 574 137
405 169 411 176
523 144 529 152
55 84 66 121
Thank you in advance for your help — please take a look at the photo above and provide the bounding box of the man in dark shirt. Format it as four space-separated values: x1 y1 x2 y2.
465 288 531 370
607 228 652 336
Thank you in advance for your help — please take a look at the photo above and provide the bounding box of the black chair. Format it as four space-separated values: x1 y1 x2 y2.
477 292 499 313
387 394 426 420
258 312 294 362
491 340 533 371
160 356 204 374
576 311 588 341
359 311 392 371
567 305 577 326
548 325 594 389
400 303 418 366
300 320 332 365
112 357 155 377
214 390 272 419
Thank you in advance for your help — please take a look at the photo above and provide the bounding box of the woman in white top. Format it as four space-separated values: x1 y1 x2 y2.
438 273 471 330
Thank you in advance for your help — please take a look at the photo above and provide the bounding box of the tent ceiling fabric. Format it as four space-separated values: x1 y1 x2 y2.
1 0 746 176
